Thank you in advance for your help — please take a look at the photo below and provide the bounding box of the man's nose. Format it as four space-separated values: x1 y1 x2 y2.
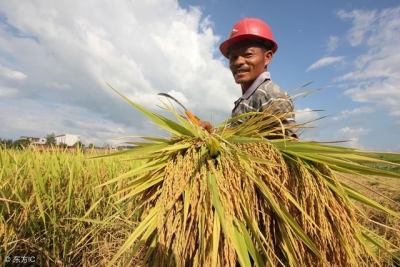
234 56 245 66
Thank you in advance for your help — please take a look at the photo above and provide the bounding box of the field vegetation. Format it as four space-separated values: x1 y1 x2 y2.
0 148 144 266
1 146 399 266
1 92 400 266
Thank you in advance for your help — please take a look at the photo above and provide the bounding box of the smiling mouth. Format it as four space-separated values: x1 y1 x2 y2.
235 69 248 74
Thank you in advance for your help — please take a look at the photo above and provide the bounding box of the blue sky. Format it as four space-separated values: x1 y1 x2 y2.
0 0 399 150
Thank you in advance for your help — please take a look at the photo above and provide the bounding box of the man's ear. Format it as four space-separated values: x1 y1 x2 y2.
264 50 273 68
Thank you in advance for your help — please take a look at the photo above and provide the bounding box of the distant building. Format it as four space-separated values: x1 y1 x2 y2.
117 145 139 150
20 136 46 145
55 134 80 147
35 138 46 145
20 136 40 143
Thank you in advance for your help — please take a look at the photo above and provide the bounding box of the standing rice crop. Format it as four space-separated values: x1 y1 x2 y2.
0 148 144 266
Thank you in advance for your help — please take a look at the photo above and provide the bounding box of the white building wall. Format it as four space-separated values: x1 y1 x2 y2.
35 138 46 145
55 134 80 147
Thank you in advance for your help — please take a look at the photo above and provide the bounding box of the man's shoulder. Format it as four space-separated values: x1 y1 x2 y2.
255 80 287 96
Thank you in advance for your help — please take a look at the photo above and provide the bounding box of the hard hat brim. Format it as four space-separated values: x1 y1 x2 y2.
219 34 278 58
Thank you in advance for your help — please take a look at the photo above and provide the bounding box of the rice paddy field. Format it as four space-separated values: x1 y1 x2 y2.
0 148 145 266
0 147 399 266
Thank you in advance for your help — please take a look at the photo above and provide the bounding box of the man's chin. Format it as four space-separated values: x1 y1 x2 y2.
234 76 246 83
234 78 249 85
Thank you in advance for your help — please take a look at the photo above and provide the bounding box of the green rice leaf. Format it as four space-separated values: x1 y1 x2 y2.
236 219 265 267
70 217 111 225
96 157 167 188
109 84 196 137
106 205 160 267
211 212 221 267
341 183 400 218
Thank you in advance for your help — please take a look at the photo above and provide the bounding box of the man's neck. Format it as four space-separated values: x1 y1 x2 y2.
240 71 271 98
241 85 250 95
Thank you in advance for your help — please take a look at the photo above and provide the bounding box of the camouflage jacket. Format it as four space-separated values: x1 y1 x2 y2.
231 72 297 137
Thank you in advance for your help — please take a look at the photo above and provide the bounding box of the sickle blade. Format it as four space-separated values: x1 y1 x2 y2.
157 93 188 111
157 93 201 126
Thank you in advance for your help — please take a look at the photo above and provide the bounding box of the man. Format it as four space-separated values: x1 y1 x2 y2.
201 18 297 138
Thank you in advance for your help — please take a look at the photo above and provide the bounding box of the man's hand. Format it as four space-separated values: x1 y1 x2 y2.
199 121 213 133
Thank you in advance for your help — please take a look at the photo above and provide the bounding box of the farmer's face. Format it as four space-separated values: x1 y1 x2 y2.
228 40 272 92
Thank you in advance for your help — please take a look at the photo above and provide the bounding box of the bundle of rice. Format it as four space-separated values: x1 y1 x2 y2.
99 89 400 267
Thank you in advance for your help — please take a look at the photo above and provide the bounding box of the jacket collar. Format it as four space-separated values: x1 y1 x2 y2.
241 71 271 100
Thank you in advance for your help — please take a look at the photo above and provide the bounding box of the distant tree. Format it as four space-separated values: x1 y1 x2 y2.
7 139 13 147
74 141 85 149
13 139 30 149
45 133 57 146
59 142 68 149
0 139 14 148
88 143 95 149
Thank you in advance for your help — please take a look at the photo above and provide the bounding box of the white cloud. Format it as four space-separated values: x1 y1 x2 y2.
336 9 377 46
336 7 400 118
0 86 17 98
0 99 141 147
332 106 374 121
0 86 19 97
47 82 71 90
295 108 320 124
294 108 324 141
342 80 400 116
0 65 27 80
0 0 237 143
337 126 370 137
306 56 345 72
326 36 339 53
335 126 370 148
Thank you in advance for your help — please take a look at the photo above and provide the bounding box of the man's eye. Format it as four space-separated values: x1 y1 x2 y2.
244 53 253 57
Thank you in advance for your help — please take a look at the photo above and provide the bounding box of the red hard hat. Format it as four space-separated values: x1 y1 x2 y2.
219 18 278 58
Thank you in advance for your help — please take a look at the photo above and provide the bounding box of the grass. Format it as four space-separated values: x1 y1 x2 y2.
359 153 400 173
